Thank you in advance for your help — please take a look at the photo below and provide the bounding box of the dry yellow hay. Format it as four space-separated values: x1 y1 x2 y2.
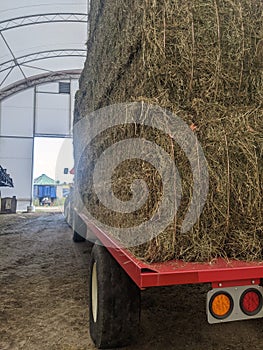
74 0 263 262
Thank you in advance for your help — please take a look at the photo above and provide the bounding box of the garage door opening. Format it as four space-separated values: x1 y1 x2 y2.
33 137 74 208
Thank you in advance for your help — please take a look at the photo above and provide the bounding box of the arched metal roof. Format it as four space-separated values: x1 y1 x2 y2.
0 69 82 100
0 13 87 31
0 1 88 99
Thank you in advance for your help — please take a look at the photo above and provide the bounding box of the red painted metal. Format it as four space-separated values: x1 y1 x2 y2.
79 213 263 290
211 279 261 289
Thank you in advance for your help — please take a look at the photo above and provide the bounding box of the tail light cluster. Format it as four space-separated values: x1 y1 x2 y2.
207 286 263 324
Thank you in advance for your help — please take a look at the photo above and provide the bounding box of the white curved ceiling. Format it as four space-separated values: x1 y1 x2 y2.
0 0 88 91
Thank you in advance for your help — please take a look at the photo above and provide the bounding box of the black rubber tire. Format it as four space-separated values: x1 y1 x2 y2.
89 244 141 349
72 211 86 243
72 230 86 242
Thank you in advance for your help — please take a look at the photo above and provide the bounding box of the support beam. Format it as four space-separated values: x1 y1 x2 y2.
0 49 86 74
0 13 88 32
0 70 82 101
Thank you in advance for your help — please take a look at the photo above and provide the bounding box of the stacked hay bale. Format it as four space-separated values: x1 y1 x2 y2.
74 0 263 262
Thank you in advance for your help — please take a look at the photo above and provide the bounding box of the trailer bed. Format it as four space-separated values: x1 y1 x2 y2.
79 213 263 289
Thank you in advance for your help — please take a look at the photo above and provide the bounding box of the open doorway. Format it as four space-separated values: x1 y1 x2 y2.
33 137 74 208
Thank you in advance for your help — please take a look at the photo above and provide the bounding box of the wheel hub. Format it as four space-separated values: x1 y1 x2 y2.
92 262 98 322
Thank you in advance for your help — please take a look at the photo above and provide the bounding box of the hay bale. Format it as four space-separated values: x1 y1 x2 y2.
76 0 263 116
74 0 263 262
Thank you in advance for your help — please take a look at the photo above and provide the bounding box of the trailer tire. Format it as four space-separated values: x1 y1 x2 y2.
89 243 140 349
72 230 86 242
72 212 86 243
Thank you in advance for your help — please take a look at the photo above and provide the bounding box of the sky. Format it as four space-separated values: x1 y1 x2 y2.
34 137 74 183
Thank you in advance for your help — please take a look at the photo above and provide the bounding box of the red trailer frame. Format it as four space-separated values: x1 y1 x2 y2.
80 213 263 290
75 212 263 348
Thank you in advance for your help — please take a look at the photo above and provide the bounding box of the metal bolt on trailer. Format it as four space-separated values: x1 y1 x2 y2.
75 212 263 349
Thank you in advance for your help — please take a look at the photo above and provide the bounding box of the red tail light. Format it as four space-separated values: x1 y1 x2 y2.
240 289 263 316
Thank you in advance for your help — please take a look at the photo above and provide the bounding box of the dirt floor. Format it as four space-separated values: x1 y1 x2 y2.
1 211 263 350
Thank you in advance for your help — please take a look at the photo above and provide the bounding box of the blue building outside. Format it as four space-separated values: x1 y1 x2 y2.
34 174 57 205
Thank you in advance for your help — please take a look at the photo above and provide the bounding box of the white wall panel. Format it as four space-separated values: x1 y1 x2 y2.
36 83 59 93
0 89 34 137
35 93 70 136
0 137 33 210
